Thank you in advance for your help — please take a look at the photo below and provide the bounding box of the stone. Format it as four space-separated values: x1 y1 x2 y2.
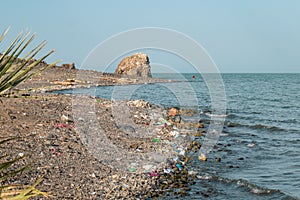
127 100 150 108
118 125 136 133
227 122 236 127
115 53 151 77
174 115 181 123
61 115 69 122
61 62 75 69
168 108 178 117
197 123 205 128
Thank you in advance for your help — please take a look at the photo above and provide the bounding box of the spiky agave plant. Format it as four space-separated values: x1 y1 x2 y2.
0 138 48 199
0 28 60 199
0 28 60 95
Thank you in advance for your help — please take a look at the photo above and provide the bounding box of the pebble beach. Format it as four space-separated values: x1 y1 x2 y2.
0 64 211 199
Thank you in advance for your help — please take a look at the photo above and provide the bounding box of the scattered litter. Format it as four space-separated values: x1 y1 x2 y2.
169 130 180 137
61 114 69 122
49 146 61 156
173 156 179 162
143 165 155 173
152 138 161 143
157 117 171 126
188 170 197 175
149 170 159 177
127 99 150 108
18 152 24 157
54 123 73 129
163 168 174 174
198 153 207 161
121 183 129 188
129 167 136 172
175 163 183 170
177 148 186 156
247 143 255 148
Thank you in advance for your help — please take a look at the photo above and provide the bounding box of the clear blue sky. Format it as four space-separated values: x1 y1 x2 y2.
1 0 299 73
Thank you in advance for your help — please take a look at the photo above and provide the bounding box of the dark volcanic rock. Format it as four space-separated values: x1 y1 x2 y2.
115 52 151 77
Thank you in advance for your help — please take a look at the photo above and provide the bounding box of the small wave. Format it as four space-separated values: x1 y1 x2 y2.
253 124 285 131
204 113 228 118
227 113 238 118
226 122 286 132
236 179 275 195
226 113 258 121
196 174 296 198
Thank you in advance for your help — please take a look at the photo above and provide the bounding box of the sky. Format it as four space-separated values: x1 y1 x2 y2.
0 0 299 73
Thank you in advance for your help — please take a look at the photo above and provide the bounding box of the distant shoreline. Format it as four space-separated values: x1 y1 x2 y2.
12 65 173 94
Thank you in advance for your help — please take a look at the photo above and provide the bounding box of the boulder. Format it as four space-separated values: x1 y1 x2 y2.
115 53 151 77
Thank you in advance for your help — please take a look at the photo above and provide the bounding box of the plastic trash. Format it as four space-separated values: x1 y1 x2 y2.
152 138 161 143
129 167 136 172
188 170 197 175
163 168 174 174
157 117 171 126
198 153 207 161
169 130 180 137
179 149 186 156
143 165 155 173
54 123 73 129
150 170 159 177
173 156 179 161
175 163 183 170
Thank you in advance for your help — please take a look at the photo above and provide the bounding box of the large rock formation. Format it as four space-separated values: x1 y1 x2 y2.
115 53 151 78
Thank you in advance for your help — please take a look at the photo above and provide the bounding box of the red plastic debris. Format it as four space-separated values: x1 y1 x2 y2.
54 123 73 129
49 147 61 156
149 170 159 177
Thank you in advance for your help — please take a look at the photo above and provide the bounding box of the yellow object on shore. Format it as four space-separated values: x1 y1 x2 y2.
198 153 207 161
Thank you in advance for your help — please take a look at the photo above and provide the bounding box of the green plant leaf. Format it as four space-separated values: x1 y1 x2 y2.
1 179 48 199
0 28 60 95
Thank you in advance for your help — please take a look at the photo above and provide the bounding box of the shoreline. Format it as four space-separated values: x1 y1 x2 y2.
13 66 174 94
0 66 208 199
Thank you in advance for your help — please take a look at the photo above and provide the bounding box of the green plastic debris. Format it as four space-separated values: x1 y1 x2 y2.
152 138 161 143
97 99 102 103
129 167 136 172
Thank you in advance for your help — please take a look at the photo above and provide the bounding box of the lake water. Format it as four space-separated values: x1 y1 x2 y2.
55 73 300 199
